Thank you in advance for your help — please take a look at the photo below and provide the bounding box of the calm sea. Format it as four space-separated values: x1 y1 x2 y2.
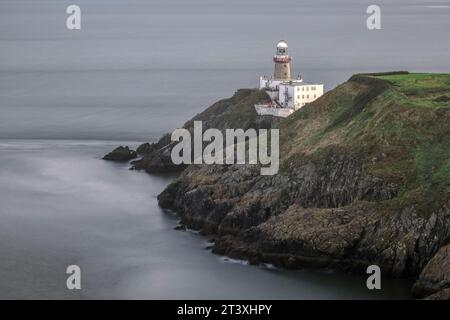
1 0 448 299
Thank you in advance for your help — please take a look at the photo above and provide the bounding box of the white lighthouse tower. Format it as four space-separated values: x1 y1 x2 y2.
273 40 291 80
256 40 325 118
259 40 298 91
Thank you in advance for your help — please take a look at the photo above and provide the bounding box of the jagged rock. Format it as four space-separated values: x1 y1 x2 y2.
412 244 450 298
102 72 450 299
174 224 186 231
136 142 155 155
103 146 137 162
161 159 450 276
157 73 450 288
424 288 450 300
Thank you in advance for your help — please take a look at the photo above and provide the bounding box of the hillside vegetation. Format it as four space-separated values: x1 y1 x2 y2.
157 73 450 299
278 73 450 215
104 72 450 299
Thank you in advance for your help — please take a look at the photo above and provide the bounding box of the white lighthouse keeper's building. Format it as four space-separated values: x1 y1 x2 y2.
278 82 325 109
256 41 324 117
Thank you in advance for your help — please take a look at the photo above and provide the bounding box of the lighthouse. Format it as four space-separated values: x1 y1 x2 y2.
256 40 325 117
273 40 291 80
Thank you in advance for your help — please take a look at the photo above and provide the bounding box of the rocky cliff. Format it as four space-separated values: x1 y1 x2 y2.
105 72 450 299
156 72 450 299
412 244 450 299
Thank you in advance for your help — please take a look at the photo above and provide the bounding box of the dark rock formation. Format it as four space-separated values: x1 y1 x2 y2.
424 288 450 300
159 161 450 277
103 146 137 162
156 73 450 297
104 72 450 298
413 244 450 299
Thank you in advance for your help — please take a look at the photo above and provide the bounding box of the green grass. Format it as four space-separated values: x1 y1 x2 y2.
363 74 450 213
377 73 450 88
382 142 450 215
278 72 450 215
375 73 450 109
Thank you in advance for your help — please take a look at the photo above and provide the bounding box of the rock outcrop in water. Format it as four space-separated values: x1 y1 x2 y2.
105 72 450 299
103 146 137 162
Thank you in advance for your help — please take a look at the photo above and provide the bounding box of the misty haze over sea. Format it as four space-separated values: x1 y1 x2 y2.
0 0 448 299
1 0 449 140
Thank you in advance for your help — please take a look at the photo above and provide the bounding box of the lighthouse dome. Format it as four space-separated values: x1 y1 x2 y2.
276 40 288 49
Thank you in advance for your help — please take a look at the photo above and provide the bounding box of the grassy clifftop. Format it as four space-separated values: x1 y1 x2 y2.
157 72 450 285
278 72 450 215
